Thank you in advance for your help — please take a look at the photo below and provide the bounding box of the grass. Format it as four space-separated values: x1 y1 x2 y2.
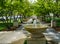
0 26 6 31
45 18 60 26
0 25 6 31
0 19 21 31
0 23 13 31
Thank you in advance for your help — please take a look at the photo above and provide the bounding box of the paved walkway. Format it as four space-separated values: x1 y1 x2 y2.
0 23 30 44
0 31 27 44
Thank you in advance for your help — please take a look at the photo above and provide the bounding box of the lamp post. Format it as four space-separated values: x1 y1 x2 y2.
50 13 54 27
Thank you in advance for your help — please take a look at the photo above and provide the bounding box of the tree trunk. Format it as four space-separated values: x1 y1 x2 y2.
2 15 4 23
10 15 11 23
6 14 8 23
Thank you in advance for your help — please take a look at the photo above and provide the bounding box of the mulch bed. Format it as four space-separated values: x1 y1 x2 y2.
53 27 60 32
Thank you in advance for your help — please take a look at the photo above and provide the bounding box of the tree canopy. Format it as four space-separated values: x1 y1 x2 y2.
0 0 59 17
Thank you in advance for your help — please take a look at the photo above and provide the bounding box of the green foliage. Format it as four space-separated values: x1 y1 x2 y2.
35 0 59 15
0 23 13 31
0 0 59 17
24 40 27 44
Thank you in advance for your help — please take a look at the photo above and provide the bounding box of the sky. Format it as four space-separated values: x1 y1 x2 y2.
28 0 37 3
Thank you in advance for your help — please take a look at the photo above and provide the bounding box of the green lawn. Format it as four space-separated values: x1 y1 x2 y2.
0 23 13 31
45 18 60 26
0 26 6 31
0 19 21 31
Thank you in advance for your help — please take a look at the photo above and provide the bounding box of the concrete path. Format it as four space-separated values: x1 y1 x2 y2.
0 31 27 44
0 24 29 44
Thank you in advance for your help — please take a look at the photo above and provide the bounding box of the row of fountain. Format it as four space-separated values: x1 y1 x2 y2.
24 15 60 44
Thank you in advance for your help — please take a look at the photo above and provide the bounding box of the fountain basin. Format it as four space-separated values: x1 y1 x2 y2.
25 24 48 34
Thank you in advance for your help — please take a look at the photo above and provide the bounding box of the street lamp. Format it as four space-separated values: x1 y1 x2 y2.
50 13 54 27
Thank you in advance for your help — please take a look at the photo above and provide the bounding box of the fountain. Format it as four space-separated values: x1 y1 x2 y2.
24 15 48 44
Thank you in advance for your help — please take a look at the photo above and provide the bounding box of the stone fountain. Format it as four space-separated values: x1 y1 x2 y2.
24 15 48 44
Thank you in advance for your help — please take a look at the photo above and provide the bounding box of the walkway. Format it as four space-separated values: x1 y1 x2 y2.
0 31 27 44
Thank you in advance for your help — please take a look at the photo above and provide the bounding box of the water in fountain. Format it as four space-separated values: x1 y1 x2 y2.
26 15 38 27
33 18 37 28
26 15 47 28
31 15 39 28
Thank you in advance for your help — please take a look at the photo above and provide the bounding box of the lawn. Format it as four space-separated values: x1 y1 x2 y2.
0 19 21 31
0 23 13 31
0 26 6 31
45 18 60 27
